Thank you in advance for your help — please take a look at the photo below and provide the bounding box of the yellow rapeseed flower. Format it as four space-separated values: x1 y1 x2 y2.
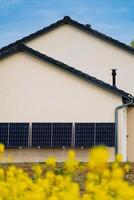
116 154 122 162
64 150 79 173
0 146 133 200
46 157 56 168
124 164 131 173
0 144 4 153
88 146 108 172
32 165 42 178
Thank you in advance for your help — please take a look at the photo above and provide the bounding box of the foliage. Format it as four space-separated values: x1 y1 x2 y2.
0 144 134 200
130 40 134 48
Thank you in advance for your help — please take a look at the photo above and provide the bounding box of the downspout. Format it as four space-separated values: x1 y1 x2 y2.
115 96 134 160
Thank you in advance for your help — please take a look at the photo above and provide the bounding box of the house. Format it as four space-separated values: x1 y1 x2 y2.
0 16 134 162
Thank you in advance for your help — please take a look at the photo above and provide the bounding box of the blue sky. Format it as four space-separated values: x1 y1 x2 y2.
0 0 134 48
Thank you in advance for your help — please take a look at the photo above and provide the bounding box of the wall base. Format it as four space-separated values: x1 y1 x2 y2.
0 147 115 163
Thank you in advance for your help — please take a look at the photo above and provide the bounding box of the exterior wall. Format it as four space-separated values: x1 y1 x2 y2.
0 51 127 162
26 24 134 95
2 148 115 163
0 52 122 122
127 107 134 161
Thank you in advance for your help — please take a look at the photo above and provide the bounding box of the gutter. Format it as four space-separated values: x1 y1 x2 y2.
115 96 134 160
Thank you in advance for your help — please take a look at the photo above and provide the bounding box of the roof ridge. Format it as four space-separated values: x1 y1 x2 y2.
0 16 134 55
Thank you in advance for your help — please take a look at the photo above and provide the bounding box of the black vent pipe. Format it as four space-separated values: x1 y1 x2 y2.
111 69 117 87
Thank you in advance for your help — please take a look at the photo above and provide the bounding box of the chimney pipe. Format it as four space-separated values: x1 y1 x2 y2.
111 69 117 87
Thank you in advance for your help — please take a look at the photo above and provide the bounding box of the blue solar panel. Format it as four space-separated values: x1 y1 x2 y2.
0 122 115 148
8 123 29 147
96 123 115 147
75 123 115 147
0 123 8 146
52 123 72 147
75 123 94 147
32 123 51 147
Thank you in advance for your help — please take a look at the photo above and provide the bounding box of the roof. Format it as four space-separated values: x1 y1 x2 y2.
1 43 131 100
0 16 134 56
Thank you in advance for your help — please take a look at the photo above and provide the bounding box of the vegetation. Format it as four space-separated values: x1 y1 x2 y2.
130 40 134 48
0 144 134 199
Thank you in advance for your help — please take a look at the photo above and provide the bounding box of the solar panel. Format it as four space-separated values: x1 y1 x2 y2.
52 123 72 147
32 123 51 147
75 123 115 147
8 123 29 147
0 123 8 146
75 123 95 147
96 123 115 147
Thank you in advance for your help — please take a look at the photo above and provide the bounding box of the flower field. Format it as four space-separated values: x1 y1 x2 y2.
0 145 134 200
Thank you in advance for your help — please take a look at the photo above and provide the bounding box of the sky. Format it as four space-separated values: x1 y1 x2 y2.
0 0 134 48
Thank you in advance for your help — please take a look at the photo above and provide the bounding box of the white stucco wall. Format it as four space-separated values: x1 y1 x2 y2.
26 24 134 95
2 148 115 163
0 48 128 162
0 52 122 122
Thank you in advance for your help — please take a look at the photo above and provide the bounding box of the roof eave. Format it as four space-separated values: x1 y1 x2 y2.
21 44 131 100
0 42 131 100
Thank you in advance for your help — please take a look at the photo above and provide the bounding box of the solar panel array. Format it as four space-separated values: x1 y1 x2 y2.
0 122 115 148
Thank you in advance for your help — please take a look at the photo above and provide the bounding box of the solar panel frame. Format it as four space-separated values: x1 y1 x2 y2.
32 123 52 147
52 123 72 147
8 123 29 147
